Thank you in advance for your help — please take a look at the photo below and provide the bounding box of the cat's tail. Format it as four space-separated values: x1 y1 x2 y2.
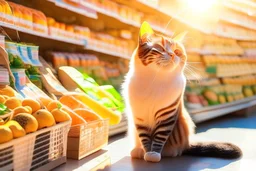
183 142 242 159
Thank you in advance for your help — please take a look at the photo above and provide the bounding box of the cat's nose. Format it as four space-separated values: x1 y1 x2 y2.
168 52 175 60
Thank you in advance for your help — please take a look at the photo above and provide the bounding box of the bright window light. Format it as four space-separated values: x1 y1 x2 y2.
186 0 217 12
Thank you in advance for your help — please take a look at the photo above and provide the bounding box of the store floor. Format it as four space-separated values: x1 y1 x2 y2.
54 113 256 171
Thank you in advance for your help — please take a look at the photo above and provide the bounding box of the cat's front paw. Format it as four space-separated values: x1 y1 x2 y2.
144 152 161 162
130 147 145 159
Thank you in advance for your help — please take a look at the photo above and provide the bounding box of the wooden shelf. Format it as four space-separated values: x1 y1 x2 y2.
190 96 256 123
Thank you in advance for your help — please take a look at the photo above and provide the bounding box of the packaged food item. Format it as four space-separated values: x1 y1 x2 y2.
27 45 42 66
17 43 32 65
0 35 5 49
29 75 43 90
11 69 27 90
5 42 23 68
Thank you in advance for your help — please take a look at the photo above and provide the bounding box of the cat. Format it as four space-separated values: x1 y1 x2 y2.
121 21 242 163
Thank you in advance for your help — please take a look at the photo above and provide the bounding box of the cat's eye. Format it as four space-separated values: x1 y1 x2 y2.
153 44 165 52
174 49 182 56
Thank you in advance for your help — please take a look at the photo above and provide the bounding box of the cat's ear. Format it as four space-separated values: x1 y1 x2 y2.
139 21 154 44
173 31 188 42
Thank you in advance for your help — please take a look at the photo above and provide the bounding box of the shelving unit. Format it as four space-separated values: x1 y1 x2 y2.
0 0 256 136
191 96 256 123
0 21 84 45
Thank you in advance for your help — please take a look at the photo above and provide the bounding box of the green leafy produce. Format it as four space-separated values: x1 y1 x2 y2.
27 66 40 75
0 104 10 115
11 54 24 68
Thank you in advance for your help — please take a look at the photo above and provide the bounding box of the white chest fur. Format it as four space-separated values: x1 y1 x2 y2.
123 70 185 126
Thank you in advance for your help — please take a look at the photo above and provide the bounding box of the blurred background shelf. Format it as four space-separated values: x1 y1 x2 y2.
190 96 256 123
2 0 256 126
0 21 84 45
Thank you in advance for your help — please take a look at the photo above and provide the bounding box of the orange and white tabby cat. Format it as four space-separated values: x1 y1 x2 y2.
122 22 242 162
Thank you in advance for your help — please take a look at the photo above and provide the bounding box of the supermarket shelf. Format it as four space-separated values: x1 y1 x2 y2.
80 1 140 28
223 0 256 17
216 71 256 78
0 21 84 46
85 45 131 59
114 0 212 35
186 48 243 56
190 96 256 123
52 0 98 19
48 0 256 40
220 17 256 31
0 21 132 59
55 0 172 35
214 31 256 41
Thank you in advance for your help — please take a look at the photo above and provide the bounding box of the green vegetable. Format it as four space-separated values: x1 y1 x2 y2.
0 104 10 115
27 66 40 75
12 55 24 68
8 53 14 64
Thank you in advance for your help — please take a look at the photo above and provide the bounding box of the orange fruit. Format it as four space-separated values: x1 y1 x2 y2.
22 99 41 113
39 97 53 108
0 85 16 97
5 120 26 138
33 109 55 129
51 108 71 123
62 107 86 126
59 95 88 110
47 100 62 112
0 126 13 143
13 113 38 133
13 106 32 116
74 108 102 122
4 97 22 110
0 95 5 104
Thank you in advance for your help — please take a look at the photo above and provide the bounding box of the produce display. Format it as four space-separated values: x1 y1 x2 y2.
0 0 256 169
185 34 256 109
47 51 128 89
0 37 123 149
0 85 70 144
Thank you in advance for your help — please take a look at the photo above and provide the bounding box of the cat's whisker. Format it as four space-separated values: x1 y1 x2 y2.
186 64 204 72
184 66 202 83
185 63 203 72
187 62 202 64
185 66 202 80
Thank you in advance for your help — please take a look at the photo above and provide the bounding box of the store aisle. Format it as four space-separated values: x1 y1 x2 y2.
54 113 256 171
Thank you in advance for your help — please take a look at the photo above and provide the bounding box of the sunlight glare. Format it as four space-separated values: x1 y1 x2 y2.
186 0 217 13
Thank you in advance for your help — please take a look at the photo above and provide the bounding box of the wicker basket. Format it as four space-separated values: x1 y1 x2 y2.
67 119 109 160
0 120 71 171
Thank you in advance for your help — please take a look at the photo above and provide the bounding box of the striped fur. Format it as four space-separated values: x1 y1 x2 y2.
122 28 242 162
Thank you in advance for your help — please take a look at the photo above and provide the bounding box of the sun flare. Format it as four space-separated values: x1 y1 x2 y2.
186 0 217 12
